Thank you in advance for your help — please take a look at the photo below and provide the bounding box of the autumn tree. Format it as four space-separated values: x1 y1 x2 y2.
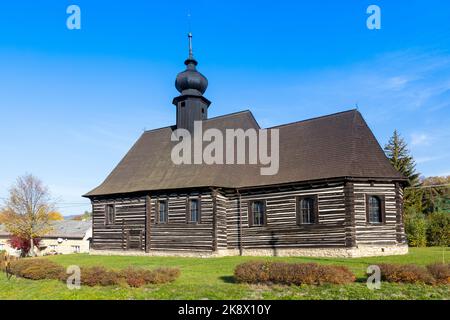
0 210 7 224
73 210 92 221
48 211 64 221
1 174 54 257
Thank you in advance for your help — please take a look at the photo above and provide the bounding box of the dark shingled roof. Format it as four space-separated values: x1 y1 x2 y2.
85 109 404 197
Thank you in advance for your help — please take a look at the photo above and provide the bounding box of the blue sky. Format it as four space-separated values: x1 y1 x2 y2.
0 1 449 215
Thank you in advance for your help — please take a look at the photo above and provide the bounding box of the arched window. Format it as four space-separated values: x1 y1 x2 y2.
297 196 317 225
368 195 383 223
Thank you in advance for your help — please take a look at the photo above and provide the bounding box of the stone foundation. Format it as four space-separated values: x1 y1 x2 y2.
90 244 408 258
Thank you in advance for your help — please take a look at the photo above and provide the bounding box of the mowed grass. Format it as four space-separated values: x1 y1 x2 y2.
0 247 448 300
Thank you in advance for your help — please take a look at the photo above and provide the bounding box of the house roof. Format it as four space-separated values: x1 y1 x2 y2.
46 220 92 239
84 109 404 197
0 220 92 239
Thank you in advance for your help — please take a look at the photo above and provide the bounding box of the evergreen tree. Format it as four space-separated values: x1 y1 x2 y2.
384 130 420 187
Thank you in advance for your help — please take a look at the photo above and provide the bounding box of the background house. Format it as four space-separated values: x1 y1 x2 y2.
0 220 92 256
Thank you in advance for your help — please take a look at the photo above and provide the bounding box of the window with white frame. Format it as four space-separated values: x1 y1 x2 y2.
72 245 81 253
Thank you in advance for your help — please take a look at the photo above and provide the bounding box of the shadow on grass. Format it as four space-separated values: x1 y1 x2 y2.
219 276 236 284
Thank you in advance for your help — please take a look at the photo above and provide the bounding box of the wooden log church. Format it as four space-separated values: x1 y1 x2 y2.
84 34 408 257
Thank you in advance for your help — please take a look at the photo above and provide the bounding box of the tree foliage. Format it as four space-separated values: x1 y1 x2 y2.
404 211 427 247
426 211 450 247
8 236 41 257
72 210 92 221
0 174 54 256
384 130 420 187
48 211 64 221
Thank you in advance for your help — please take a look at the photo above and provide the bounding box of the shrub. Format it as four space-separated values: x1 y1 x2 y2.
118 267 180 287
426 211 450 247
0 251 7 272
80 266 120 286
379 264 435 285
146 267 180 284
80 266 180 287
405 212 427 247
9 258 65 280
427 263 450 284
119 267 152 287
8 236 41 257
234 261 271 283
234 261 355 285
6 258 180 287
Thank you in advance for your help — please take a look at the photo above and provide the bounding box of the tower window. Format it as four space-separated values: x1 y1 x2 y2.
202 108 205 114
180 101 186 108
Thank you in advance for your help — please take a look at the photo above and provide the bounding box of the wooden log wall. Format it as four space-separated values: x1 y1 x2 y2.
225 183 348 249
215 192 228 250
353 182 401 246
90 180 405 253
395 184 407 244
149 190 215 251
92 196 146 250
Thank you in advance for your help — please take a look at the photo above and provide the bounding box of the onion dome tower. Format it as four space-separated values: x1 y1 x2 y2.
173 33 211 132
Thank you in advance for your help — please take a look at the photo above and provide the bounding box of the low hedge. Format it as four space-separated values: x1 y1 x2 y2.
426 263 450 284
9 259 65 280
119 267 180 287
7 258 180 287
379 263 450 285
79 266 181 287
234 261 356 285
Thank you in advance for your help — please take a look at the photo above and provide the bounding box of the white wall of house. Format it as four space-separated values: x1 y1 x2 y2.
0 237 21 256
0 227 92 256
40 237 90 255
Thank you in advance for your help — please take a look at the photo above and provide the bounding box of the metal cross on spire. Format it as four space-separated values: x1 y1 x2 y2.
188 32 193 59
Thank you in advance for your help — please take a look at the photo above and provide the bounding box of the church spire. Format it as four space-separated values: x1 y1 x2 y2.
188 32 193 60
173 33 211 132
175 32 208 96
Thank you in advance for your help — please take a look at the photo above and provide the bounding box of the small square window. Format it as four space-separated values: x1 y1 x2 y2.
72 245 80 253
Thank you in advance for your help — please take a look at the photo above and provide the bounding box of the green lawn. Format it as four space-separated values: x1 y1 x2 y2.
0 247 448 300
